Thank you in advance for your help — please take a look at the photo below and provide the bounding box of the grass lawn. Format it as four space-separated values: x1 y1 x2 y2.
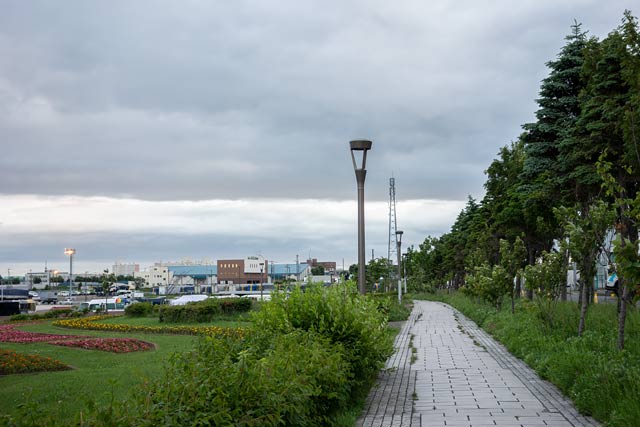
0 321 199 423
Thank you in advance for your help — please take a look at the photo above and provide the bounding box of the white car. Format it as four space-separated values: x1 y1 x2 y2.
59 298 75 305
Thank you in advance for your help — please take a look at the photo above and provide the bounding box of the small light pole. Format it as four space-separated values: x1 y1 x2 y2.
403 253 408 294
259 262 264 301
64 248 76 299
396 231 403 304
103 269 109 314
350 139 372 295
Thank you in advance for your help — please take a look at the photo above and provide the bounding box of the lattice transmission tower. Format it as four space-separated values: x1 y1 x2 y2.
387 177 398 279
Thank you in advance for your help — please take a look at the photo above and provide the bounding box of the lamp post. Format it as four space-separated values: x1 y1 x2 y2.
259 262 264 301
403 253 408 294
350 139 372 295
103 269 109 314
64 248 76 299
396 231 403 304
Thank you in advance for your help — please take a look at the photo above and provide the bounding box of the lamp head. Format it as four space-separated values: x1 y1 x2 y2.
64 248 76 256
349 140 372 172
349 140 372 151
396 230 403 244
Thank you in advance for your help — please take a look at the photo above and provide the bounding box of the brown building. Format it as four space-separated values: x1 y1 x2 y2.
306 258 336 274
217 256 268 284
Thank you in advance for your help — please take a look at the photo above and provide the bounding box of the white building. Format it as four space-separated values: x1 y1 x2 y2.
135 265 173 289
112 262 140 277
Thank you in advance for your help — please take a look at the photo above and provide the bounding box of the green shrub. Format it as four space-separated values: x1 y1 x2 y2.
9 309 73 322
124 302 153 317
372 295 412 322
251 284 394 392
106 331 350 427
158 297 252 323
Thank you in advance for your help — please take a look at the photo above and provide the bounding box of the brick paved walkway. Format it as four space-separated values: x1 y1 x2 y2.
357 300 600 427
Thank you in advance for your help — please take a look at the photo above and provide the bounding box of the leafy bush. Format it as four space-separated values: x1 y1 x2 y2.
9 309 74 322
371 294 412 321
158 297 252 323
118 331 350 426
124 302 152 317
251 284 394 392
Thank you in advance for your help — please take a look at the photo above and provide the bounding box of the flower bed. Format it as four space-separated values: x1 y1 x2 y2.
0 323 88 344
0 323 155 355
0 348 70 375
53 316 246 339
48 338 155 353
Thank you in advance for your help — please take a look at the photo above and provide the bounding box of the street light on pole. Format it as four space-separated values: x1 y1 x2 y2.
396 231 403 304
259 262 264 301
403 253 408 294
64 248 76 299
350 139 372 295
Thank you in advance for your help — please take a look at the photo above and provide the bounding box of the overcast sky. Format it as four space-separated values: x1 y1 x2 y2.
0 1 633 275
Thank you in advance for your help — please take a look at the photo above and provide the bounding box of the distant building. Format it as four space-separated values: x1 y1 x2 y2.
306 258 337 274
112 262 140 277
217 256 269 284
24 271 50 290
168 265 217 292
269 263 310 282
135 265 172 289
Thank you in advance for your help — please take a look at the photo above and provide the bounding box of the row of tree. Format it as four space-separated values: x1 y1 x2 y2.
404 11 640 350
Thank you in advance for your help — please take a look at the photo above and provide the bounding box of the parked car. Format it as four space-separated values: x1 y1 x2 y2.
58 291 70 297
41 296 58 304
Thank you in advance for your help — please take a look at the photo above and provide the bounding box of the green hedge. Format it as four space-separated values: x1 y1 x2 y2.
9 309 75 322
158 297 252 323
124 302 153 317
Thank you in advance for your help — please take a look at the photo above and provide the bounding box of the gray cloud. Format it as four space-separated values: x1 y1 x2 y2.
0 1 634 272
1 1 631 203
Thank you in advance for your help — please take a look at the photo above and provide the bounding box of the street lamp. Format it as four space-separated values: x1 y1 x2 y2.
403 253 408 294
396 231 403 304
259 262 264 300
64 248 76 298
350 139 372 295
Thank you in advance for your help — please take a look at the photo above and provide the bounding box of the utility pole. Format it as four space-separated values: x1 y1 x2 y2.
388 177 398 284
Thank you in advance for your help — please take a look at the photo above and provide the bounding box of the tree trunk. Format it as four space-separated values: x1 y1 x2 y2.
577 281 583 308
578 279 588 337
526 251 535 300
617 282 628 350
512 274 521 314
561 250 569 301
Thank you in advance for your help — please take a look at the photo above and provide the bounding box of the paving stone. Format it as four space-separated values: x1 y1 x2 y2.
357 301 600 427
